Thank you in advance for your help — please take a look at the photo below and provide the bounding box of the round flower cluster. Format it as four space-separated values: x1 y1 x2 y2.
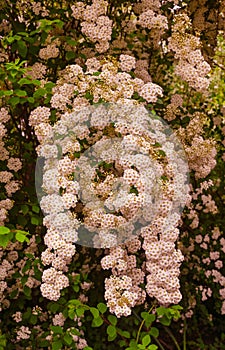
40 267 69 301
104 275 138 317
29 107 51 127
138 9 168 32
139 82 163 103
119 54 136 72
39 44 60 60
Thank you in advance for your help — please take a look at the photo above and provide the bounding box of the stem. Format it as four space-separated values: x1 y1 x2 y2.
183 318 187 350
135 304 155 344
164 327 181 350
153 336 167 350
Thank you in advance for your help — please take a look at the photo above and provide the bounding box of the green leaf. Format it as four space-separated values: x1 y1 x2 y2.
14 89 27 97
21 204 29 215
68 309 75 320
23 285 31 297
18 78 33 85
0 90 13 96
65 51 75 61
91 316 103 327
31 216 40 226
48 302 60 313
107 315 117 326
97 303 107 314
141 312 155 327
17 233 29 243
30 314 38 325
63 333 73 345
158 316 171 326
148 345 158 350
66 39 78 46
0 234 12 247
52 340 63 350
28 97 35 103
8 96 20 106
17 40 27 58
50 326 63 335
149 327 159 338
32 205 40 213
107 325 116 337
76 307 85 317
121 331 130 338
44 82 55 90
33 88 46 98
15 232 29 243
142 335 151 347
90 307 99 319
0 226 10 235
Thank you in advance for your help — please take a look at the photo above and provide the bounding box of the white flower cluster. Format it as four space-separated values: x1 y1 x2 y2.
168 14 211 92
71 0 112 53
104 275 138 317
101 244 146 316
36 101 189 302
142 214 184 305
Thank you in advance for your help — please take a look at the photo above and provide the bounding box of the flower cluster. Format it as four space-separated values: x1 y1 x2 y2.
71 0 112 53
37 101 189 304
168 14 211 92
0 108 21 223
142 215 184 305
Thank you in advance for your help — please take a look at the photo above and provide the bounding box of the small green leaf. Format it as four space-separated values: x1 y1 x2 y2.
52 340 63 350
107 315 117 326
66 51 75 61
142 335 151 347
0 226 10 235
121 331 130 338
148 345 158 350
31 216 40 226
50 326 63 334
17 40 27 58
97 303 107 314
14 89 27 97
28 97 35 103
33 88 46 98
90 307 99 319
91 316 103 327
32 205 40 213
107 325 116 337
15 232 29 243
0 234 12 247
0 90 13 96
76 307 85 317
23 285 31 297
8 96 20 106
30 314 38 325
64 333 73 345
149 327 159 338
21 204 29 215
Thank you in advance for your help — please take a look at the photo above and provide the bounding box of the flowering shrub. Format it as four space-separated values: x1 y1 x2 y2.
0 0 225 349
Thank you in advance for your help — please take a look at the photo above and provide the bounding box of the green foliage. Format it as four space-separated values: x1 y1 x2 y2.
0 226 30 247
